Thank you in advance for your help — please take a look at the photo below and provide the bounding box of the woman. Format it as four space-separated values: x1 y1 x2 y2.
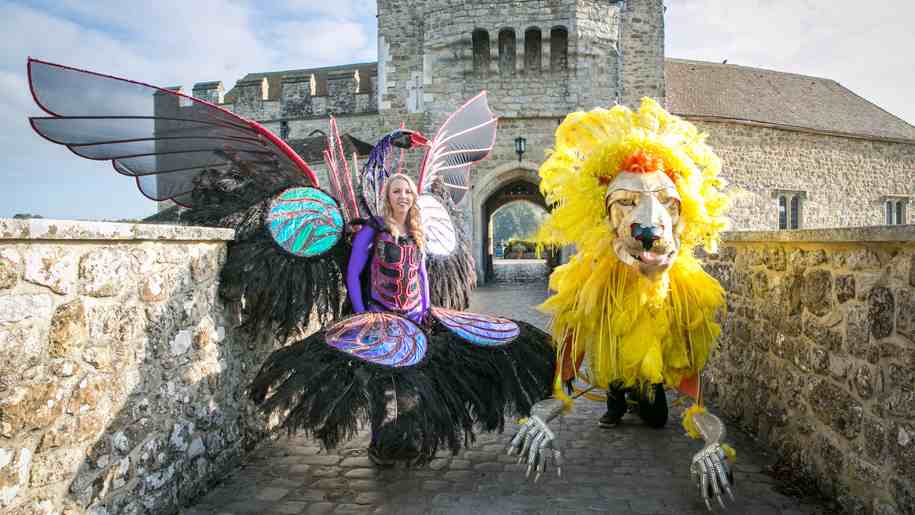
346 173 430 326
344 173 431 465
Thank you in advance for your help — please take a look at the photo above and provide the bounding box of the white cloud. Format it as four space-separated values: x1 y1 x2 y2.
270 19 375 66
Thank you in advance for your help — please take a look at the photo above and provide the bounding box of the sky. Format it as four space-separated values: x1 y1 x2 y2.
1 0 912 221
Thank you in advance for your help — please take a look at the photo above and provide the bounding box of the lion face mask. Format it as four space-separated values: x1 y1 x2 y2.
605 169 682 279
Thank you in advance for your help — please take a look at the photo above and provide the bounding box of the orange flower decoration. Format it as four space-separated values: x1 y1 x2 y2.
620 149 663 174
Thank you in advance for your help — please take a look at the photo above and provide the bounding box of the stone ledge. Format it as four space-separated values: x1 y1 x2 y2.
722 225 915 243
0 218 235 241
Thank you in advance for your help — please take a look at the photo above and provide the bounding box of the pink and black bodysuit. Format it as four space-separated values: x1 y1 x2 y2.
346 220 430 325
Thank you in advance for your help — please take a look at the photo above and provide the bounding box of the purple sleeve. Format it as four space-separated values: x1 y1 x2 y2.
420 253 430 312
346 225 376 313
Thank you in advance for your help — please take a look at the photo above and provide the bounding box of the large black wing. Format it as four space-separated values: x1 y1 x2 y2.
27 58 317 209
27 59 346 339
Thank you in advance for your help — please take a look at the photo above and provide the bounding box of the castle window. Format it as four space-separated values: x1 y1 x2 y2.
524 28 541 72
885 198 908 225
774 190 804 229
472 29 490 76
550 26 568 72
498 29 516 76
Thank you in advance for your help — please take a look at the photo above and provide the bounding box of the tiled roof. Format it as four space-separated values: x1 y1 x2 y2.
665 59 915 142
287 133 375 163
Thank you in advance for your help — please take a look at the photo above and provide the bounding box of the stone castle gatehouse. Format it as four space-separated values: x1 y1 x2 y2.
176 0 914 283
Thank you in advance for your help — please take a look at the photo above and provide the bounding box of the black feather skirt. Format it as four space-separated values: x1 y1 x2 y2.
250 315 554 464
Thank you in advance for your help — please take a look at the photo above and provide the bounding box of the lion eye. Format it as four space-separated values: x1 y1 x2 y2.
617 198 636 207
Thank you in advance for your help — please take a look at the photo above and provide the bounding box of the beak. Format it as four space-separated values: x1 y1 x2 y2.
409 132 429 147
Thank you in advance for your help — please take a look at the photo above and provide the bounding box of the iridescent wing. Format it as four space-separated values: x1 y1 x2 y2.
322 117 361 223
265 187 345 258
27 59 347 340
430 307 519 347
416 92 497 205
324 312 428 367
417 194 457 256
27 58 318 208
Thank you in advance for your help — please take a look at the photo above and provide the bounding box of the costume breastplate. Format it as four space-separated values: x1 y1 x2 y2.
370 231 422 314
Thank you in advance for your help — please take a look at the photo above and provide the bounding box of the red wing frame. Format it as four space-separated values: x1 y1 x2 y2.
416 91 497 205
26 58 318 207
321 117 361 223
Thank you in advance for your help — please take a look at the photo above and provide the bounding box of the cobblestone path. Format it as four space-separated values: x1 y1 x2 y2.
184 279 831 515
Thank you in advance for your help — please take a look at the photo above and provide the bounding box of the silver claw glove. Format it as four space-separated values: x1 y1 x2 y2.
689 410 736 511
505 398 564 481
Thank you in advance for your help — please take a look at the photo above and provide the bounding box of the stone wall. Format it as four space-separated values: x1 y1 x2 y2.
491 259 549 284
703 225 915 515
693 120 915 231
0 219 274 515
619 0 665 107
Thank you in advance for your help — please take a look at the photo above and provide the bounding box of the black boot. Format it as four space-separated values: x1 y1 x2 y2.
599 383 627 428
637 383 669 428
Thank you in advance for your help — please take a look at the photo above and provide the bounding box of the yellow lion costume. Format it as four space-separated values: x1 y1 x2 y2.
537 97 729 399
508 99 736 509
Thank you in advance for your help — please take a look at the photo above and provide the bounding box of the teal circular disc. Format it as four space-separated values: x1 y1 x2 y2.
266 187 344 258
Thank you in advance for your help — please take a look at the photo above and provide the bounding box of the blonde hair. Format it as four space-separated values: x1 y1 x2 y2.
381 173 425 250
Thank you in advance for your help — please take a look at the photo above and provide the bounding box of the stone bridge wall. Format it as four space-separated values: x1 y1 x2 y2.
704 226 915 515
0 219 276 515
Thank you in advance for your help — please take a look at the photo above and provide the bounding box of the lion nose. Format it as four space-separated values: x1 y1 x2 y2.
630 223 663 251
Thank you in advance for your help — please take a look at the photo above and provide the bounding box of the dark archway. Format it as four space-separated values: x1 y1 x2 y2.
481 178 554 283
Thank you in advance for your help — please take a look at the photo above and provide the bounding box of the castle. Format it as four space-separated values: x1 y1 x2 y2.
181 0 915 282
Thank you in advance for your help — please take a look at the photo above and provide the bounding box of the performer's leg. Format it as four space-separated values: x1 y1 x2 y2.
368 387 421 466
637 383 669 428
599 382 627 428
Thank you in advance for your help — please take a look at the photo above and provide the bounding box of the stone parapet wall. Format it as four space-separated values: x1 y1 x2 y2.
703 225 915 515
0 219 273 515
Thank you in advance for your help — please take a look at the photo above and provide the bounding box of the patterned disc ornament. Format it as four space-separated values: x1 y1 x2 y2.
417 194 457 256
266 187 344 258
324 312 427 367
430 307 519 347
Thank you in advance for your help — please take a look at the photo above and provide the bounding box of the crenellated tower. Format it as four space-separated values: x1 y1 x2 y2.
376 0 666 281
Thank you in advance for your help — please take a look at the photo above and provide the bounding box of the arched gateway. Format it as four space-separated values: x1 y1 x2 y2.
472 162 552 284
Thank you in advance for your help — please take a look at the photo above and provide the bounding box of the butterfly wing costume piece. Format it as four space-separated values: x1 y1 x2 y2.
28 58 348 341
27 61 553 464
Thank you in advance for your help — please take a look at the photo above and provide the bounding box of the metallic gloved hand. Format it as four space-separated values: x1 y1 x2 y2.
505 398 564 482
689 410 736 510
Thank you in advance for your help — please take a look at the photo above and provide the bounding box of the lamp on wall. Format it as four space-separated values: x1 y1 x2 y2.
514 136 527 163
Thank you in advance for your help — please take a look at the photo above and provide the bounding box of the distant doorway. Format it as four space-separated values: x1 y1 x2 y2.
480 178 555 283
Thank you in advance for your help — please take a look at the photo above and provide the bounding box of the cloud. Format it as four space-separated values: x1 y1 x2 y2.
665 0 915 125
269 19 376 66
0 0 377 220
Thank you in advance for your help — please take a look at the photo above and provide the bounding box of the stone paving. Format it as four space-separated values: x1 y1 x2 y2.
183 278 833 515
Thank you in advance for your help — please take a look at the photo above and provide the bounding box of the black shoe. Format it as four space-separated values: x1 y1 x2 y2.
598 411 622 428
367 447 396 468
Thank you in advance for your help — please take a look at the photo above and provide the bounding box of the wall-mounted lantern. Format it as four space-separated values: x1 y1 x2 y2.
514 136 527 163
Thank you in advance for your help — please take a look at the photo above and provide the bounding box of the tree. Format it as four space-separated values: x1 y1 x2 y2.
491 201 546 244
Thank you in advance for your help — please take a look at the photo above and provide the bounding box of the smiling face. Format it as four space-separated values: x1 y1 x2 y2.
604 171 682 279
386 176 415 220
